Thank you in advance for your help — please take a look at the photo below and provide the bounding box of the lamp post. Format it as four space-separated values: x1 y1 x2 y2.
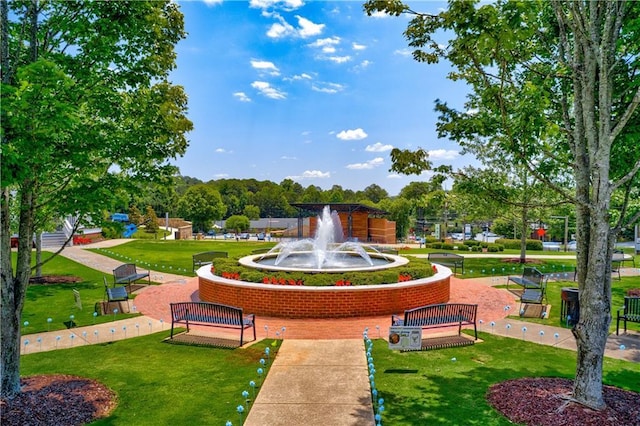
551 216 569 252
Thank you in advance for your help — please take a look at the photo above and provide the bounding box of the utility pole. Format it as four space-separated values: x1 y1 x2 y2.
551 216 569 252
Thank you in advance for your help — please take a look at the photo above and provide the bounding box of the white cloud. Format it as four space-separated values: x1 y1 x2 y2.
267 21 295 38
311 82 344 94
309 37 341 49
287 73 312 81
369 11 392 19
352 59 372 72
280 155 297 160
346 157 384 170
327 55 351 64
428 149 460 160
286 170 332 180
387 173 403 179
250 0 304 11
250 60 280 76
296 15 324 38
251 81 287 100
233 92 251 102
365 142 393 152
352 42 366 51
336 128 367 141
213 173 229 178
203 0 222 6
215 148 232 154
394 48 412 57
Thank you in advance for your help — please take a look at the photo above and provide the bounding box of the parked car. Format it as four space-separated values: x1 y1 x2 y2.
223 233 235 239
568 240 577 251
239 233 250 239
256 233 266 240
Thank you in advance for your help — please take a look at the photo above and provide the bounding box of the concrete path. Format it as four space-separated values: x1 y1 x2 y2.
245 340 374 426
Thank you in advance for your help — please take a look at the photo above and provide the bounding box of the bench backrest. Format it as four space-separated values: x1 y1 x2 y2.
114 263 137 278
522 267 544 284
170 302 243 326
404 303 477 326
623 297 640 315
428 252 463 262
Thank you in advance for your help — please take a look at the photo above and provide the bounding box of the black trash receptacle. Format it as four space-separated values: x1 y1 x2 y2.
561 287 579 326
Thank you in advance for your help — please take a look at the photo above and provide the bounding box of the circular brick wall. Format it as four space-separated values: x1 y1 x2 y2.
197 266 451 318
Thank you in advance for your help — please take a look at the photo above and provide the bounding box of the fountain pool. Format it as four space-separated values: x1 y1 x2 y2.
197 205 452 318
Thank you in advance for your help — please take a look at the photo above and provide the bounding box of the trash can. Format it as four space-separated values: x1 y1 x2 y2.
561 287 579 326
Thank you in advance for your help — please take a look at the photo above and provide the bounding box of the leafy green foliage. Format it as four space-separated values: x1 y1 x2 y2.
177 184 226 232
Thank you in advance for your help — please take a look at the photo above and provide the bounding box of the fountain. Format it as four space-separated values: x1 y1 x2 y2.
239 205 407 273
197 205 452 318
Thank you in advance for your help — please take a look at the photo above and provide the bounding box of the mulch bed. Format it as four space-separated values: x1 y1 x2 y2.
29 275 82 285
488 377 640 425
0 375 117 426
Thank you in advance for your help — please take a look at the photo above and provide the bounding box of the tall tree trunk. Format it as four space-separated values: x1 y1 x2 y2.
35 232 42 278
1 186 35 398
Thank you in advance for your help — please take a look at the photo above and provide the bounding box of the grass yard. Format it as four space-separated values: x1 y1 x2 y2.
502 275 640 334
18 253 140 335
369 333 640 425
20 332 279 425
90 240 277 276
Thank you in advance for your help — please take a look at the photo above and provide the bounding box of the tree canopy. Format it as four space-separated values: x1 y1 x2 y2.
1 0 192 398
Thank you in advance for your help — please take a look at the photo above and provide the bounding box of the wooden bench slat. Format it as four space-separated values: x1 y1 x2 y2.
170 302 256 345
617 296 640 335
391 303 478 342
113 263 150 291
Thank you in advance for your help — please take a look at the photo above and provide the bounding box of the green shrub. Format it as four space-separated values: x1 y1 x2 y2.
487 244 500 252
463 240 480 247
441 243 454 250
495 238 544 250
211 256 435 286
101 222 124 239
471 245 482 252
431 242 442 249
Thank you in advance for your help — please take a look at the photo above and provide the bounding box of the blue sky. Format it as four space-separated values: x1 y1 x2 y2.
170 0 477 196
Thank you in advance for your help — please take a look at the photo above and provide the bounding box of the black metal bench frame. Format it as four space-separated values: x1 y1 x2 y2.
103 276 129 312
170 302 256 346
427 252 464 275
192 251 228 272
391 303 478 340
113 263 150 292
616 296 640 335
507 267 548 312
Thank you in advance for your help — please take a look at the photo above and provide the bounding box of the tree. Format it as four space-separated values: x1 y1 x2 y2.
177 184 226 233
360 184 389 204
225 215 250 233
1 0 191 398
364 0 640 409
129 205 144 226
243 204 260 220
143 205 159 234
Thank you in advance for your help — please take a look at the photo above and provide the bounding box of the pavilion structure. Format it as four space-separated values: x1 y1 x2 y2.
289 203 396 244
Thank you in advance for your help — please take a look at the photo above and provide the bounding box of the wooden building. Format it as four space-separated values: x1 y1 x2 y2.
290 203 396 244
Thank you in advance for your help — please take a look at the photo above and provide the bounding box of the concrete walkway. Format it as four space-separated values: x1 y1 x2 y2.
245 340 374 426
20 242 640 425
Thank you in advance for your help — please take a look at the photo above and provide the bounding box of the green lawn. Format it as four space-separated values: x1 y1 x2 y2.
18 253 140 335
369 333 640 425
20 330 639 425
500 275 640 333
21 332 279 425
90 240 277 276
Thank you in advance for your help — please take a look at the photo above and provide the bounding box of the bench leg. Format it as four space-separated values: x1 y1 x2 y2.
240 327 244 346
